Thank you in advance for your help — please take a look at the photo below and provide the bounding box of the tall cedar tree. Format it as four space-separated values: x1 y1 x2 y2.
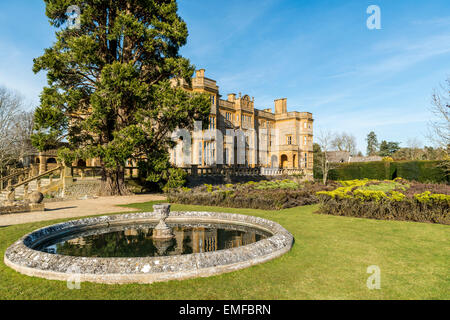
32 0 211 195
366 131 379 156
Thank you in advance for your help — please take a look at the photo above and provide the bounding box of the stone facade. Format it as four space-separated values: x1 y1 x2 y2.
24 69 314 176
170 69 314 174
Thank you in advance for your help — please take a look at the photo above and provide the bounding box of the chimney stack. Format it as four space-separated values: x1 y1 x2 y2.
274 98 287 114
195 69 205 78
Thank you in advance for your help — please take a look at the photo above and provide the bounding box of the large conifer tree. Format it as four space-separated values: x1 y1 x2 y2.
32 0 211 195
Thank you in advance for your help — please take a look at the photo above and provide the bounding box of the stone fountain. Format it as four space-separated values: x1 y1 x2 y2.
152 204 174 240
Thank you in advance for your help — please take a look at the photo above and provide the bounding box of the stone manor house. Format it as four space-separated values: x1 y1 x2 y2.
22 69 314 177
169 69 314 174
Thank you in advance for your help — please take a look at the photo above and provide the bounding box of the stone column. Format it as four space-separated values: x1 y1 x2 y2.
62 165 73 188
39 155 46 174
23 183 29 200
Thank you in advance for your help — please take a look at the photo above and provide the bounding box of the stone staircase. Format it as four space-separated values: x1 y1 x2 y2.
0 178 54 201
0 166 64 203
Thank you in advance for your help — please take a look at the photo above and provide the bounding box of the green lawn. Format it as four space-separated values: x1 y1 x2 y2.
0 201 449 300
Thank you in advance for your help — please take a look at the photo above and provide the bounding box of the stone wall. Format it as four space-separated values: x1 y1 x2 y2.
0 202 44 215
60 180 102 199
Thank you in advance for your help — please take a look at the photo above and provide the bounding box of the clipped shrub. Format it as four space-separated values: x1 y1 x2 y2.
329 161 448 183
391 161 448 183
316 197 449 225
162 168 188 193
168 179 338 210
329 162 390 181
316 179 449 225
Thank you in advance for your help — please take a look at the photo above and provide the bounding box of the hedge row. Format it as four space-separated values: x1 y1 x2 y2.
317 197 450 225
168 181 339 210
326 161 448 183
316 179 450 225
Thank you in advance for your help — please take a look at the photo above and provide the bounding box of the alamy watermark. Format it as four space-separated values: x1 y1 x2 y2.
66 5 81 30
367 5 381 30
67 264 82 290
366 265 381 290
170 121 312 169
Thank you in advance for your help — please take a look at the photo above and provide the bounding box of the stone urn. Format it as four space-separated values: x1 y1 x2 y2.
30 191 44 204
153 238 173 256
152 204 174 240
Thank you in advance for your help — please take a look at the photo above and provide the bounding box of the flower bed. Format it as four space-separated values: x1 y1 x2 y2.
168 180 339 210
316 178 450 225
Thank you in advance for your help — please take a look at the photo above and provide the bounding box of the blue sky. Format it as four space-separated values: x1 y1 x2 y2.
1 0 449 153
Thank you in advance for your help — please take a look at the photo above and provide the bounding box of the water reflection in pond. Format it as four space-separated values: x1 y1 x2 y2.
35 223 271 258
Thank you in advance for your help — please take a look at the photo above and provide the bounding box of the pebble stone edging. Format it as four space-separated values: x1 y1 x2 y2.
4 211 294 284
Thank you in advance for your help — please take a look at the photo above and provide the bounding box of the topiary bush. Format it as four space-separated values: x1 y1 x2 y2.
329 161 448 183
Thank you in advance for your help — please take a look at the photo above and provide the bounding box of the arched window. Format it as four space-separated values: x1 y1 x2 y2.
280 155 288 169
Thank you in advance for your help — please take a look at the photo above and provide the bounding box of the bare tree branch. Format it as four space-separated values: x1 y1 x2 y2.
427 78 450 176
316 129 338 185
0 86 35 174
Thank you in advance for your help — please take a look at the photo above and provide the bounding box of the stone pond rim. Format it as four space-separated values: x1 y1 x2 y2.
4 208 294 284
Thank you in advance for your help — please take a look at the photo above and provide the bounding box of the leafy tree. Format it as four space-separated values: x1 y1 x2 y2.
32 0 211 195
392 146 448 161
378 140 400 157
312 143 322 179
366 131 379 156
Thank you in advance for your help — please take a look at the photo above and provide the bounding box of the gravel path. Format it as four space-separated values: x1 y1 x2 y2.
0 194 166 227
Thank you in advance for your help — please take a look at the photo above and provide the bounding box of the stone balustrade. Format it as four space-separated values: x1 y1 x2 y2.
181 165 305 177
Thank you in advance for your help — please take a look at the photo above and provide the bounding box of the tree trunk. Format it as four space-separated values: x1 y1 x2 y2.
323 171 328 185
100 166 130 196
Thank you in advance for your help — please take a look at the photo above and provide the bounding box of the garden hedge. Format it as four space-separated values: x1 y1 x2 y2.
326 161 448 183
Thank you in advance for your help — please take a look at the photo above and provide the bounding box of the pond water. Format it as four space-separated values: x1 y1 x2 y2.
34 223 271 258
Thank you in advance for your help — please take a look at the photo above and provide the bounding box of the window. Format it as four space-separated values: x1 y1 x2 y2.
204 142 216 165
287 135 292 145
209 116 215 130
304 137 307 145
210 95 215 105
304 122 307 128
